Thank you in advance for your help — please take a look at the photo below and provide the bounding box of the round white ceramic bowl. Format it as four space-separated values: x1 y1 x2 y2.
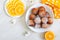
25 3 54 33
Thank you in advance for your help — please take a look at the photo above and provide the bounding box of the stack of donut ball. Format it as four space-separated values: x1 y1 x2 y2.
29 6 53 28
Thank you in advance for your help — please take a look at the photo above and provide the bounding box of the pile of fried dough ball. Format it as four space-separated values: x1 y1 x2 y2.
29 6 53 28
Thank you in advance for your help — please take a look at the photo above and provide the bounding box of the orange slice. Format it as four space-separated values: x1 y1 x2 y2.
12 0 19 4
15 5 25 16
45 31 55 40
8 0 19 5
41 0 48 4
54 8 60 18
6 2 14 10
55 0 60 8
41 0 60 19
8 7 16 16
15 1 24 7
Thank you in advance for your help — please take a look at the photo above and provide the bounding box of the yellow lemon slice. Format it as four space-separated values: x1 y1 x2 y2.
45 31 55 40
15 5 25 16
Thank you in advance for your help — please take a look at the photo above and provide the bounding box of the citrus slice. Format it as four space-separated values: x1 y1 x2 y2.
45 31 55 40
15 1 24 7
55 0 60 8
8 7 16 16
12 0 19 5
15 5 25 16
54 8 60 18
6 2 14 10
41 0 48 4
41 0 60 19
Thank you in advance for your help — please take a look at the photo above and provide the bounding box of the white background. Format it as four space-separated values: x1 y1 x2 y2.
0 0 60 40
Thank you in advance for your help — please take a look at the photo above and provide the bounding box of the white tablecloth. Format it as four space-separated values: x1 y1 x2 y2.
0 0 60 40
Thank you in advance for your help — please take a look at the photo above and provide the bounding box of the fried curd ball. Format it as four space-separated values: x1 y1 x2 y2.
38 10 46 17
35 23 41 28
42 24 49 28
41 17 48 24
46 12 51 18
29 20 35 26
34 16 41 24
39 6 45 11
47 17 53 24
29 14 36 20
32 8 38 15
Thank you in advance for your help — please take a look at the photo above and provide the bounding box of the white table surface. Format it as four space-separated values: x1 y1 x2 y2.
0 0 60 40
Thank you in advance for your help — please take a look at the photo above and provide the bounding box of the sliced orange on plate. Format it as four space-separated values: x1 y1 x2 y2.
6 0 25 17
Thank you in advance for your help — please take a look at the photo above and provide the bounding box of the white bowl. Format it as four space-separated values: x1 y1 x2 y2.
25 3 54 33
4 0 26 18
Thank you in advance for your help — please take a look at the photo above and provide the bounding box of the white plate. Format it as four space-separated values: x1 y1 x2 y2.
4 0 26 18
25 3 54 33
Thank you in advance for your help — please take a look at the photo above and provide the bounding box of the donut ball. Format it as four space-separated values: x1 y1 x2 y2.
47 17 53 24
35 24 41 28
42 24 49 28
41 17 48 24
38 11 46 17
29 20 35 26
46 12 51 18
34 16 41 24
29 14 36 20
39 6 45 11
32 8 38 15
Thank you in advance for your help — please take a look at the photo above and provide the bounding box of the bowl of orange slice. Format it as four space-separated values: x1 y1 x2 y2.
5 0 26 17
